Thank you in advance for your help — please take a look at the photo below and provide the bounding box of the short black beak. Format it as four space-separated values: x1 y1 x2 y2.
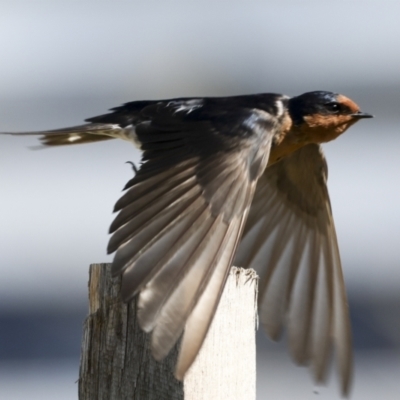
351 111 374 119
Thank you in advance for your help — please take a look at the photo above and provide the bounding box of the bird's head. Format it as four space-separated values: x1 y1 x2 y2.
288 91 373 143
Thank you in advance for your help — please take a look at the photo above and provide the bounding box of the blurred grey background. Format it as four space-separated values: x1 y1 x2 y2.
0 1 399 399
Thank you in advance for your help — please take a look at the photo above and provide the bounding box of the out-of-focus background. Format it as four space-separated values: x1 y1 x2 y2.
0 1 399 399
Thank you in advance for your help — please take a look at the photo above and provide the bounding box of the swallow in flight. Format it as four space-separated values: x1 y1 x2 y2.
2 91 373 395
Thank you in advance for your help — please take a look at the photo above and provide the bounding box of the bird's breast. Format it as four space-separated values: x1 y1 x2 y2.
267 113 305 166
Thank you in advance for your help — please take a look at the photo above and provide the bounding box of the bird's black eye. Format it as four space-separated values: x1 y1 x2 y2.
324 102 341 113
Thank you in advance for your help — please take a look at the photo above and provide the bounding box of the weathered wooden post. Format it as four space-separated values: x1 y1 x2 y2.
79 263 258 400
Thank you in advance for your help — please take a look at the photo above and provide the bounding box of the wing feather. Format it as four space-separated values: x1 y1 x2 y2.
107 100 275 378
148 216 231 359
235 143 353 395
175 211 247 378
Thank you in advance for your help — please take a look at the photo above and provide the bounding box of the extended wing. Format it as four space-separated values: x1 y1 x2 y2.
106 99 280 377
235 143 352 395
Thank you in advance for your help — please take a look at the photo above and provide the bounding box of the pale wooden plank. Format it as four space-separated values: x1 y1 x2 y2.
79 264 258 400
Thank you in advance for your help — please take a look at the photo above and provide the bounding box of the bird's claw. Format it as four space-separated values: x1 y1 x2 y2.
126 161 138 175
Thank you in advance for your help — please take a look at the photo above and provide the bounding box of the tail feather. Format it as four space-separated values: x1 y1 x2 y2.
1 123 124 146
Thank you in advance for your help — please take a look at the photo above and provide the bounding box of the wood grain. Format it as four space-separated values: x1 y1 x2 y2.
79 264 258 400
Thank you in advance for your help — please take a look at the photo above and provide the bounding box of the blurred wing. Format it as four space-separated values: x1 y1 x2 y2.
107 100 276 378
235 143 352 396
